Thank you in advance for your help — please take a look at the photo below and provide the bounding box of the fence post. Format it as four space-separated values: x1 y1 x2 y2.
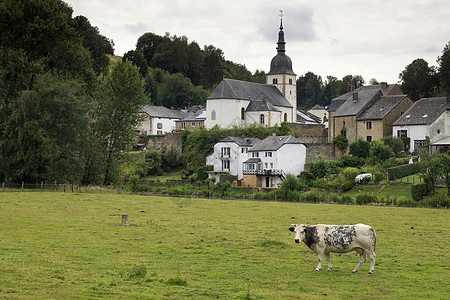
121 213 129 226
41 181 43 191
64 184 66 192
22 182 24 191
2 182 4 192
392 195 395 206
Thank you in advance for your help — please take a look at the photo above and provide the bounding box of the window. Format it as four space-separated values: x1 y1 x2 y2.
414 140 426 151
397 130 407 138
273 78 278 84
252 152 259 158
366 136 372 142
343 121 346 126
241 147 248 153
340 130 346 137
221 147 230 157
265 152 272 157
366 122 372 129
157 130 162 135
284 113 288 122
211 110 216 120
181 122 186 129
289 78 293 85
157 123 162 129
241 107 245 120
222 160 230 171
260 114 265 124
191 122 196 127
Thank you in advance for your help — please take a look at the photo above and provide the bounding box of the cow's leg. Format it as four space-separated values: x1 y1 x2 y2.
315 249 325 271
325 253 332 271
366 249 376 274
352 248 366 273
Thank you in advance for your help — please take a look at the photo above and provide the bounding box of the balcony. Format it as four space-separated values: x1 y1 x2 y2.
243 169 284 177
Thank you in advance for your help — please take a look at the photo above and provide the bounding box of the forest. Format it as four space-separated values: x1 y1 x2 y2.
1 0 449 185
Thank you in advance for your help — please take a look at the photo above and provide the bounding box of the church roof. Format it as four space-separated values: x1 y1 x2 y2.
267 19 295 75
207 79 293 108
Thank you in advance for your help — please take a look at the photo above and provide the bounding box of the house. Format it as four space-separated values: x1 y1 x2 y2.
392 96 449 153
206 136 261 181
175 107 206 131
328 83 411 144
242 134 306 188
297 109 322 125
307 104 329 126
205 19 297 129
137 105 187 135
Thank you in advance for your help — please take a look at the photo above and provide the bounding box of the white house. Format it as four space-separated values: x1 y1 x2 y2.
136 105 187 135
242 134 306 188
206 136 261 181
205 19 297 129
393 97 448 153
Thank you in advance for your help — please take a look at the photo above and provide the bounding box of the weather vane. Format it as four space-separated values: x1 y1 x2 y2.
280 10 284 19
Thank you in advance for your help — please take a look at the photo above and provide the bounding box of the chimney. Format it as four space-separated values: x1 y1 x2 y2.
353 92 358 102
380 82 387 89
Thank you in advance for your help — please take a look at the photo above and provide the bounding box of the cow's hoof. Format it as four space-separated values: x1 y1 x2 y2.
368 271 373 274
352 270 358 273
315 269 320 272
327 268 332 272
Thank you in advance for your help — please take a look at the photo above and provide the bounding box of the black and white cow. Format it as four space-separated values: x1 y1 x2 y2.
289 224 376 274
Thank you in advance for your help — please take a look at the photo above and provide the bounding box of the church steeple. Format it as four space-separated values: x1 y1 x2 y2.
276 15 286 53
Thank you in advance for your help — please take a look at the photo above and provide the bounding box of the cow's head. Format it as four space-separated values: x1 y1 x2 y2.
289 224 306 244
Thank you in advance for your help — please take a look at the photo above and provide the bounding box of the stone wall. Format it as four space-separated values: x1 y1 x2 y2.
290 123 335 164
146 132 182 154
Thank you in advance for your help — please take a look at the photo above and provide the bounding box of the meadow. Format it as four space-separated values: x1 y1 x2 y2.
0 192 448 299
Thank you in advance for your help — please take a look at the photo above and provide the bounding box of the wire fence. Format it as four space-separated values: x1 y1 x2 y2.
0 182 125 194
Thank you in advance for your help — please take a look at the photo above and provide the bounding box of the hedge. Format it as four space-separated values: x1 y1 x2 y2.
387 161 425 180
411 182 430 201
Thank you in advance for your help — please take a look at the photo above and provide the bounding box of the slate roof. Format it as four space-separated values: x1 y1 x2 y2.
249 135 303 152
309 104 326 110
246 98 281 112
297 110 321 123
177 108 206 122
219 136 261 147
141 105 187 119
243 158 262 164
332 89 382 117
357 95 409 121
393 97 447 126
207 79 293 108
328 83 399 113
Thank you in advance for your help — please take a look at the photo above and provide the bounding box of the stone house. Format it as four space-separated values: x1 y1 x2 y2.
175 108 206 131
328 83 410 144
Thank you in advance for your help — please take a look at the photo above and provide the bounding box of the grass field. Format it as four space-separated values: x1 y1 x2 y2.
0 192 449 299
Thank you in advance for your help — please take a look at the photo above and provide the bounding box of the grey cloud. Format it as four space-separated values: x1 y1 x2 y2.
125 22 147 34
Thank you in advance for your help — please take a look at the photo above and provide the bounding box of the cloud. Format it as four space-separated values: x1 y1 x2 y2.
125 22 147 34
257 4 316 43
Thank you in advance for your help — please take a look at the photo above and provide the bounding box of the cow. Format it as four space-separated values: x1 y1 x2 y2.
289 223 376 274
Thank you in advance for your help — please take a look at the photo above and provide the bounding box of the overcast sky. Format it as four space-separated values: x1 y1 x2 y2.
68 0 449 84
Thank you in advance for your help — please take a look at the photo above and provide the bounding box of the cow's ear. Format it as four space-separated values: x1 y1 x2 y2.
289 227 295 232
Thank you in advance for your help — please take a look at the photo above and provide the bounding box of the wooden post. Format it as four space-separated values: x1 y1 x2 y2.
54 181 57 191
40 182 43 191
121 213 129 226
22 182 24 191
2 182 4 192
392 195 395 206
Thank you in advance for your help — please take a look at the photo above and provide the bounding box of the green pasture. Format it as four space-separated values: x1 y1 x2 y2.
0 192 448 299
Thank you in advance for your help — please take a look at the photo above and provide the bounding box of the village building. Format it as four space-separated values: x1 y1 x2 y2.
393 96 450 153
206 136 261 181
242 134 306 188
205 19 296 129
175 107 206 131
328 83 412 144
136 105 187 135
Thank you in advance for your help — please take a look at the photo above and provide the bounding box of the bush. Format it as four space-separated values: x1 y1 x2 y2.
127 174 140 192
341 155 365 168
374 172 384 183
279 173 301 200
310 157 329 178
341 181 355 191
387 161 425 180
197 165 213 181
298 171 314 186
349 138 371 158
333 134 348 151
336 194 353 204
396 197 418 207
411 182 430 201
343 167 360 181
355 193 378 205
127 265 147 279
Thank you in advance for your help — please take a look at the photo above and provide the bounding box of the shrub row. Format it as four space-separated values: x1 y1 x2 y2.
387 161 425 180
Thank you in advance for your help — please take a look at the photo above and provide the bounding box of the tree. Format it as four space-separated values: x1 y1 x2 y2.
322 76 341 106
309 157 329 178
340 75 365 94
1 73 90 183
92 61 149 185
399 58 438 101
123 50 149 77
369 140 393 163
349 138 371 158
333 134 349 151
152 35 189 75
381 136 404 156
136 32 164 64
437 41 450 94
297 72 323 109
72 15 114 75
279 173 302 200
201 49 223 89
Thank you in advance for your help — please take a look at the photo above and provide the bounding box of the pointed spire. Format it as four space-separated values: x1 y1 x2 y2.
277 10 286 53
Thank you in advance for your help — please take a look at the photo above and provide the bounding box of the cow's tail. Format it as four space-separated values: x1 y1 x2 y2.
371 227 377 251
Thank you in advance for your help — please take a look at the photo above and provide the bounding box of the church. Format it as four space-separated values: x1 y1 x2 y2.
204 19 297 129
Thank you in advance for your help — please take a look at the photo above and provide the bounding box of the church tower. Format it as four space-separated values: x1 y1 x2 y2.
267 14 297 122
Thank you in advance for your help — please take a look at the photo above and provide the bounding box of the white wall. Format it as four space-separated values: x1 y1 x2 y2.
393 124 428 152
205 99 250 129
208 141 250 180
150 117 177 135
